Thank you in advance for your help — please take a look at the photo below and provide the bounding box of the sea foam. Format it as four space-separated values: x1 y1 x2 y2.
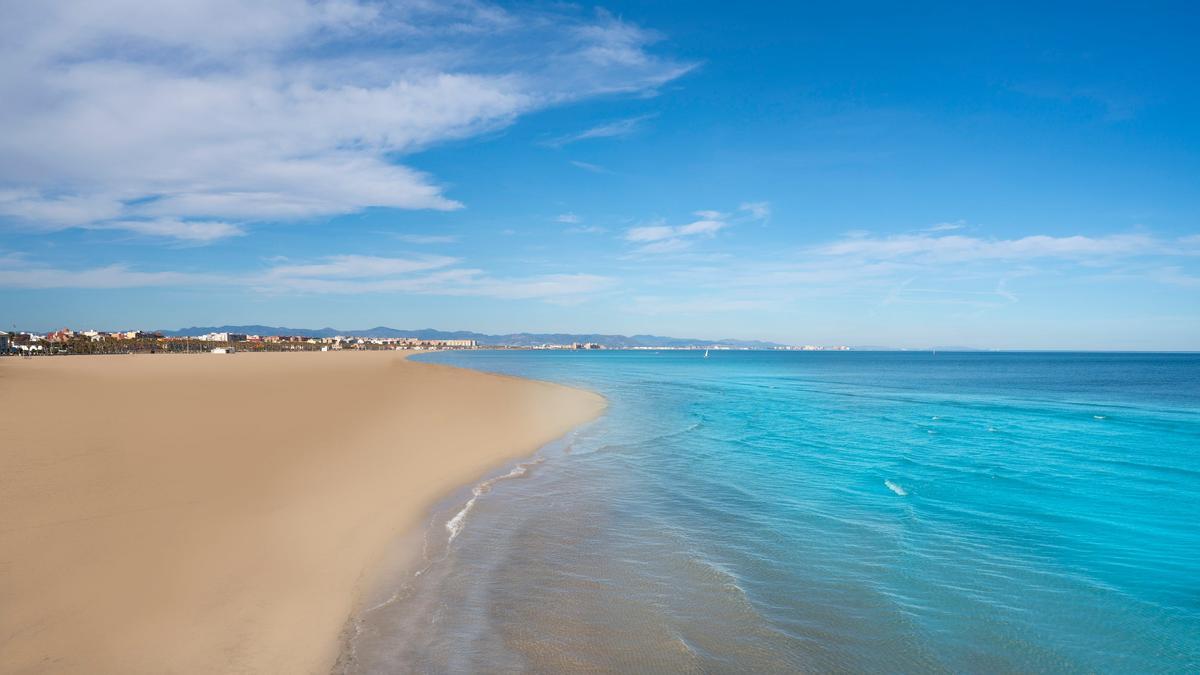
446 459 542 542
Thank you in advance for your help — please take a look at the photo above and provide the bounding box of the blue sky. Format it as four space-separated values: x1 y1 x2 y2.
1 1 1197 349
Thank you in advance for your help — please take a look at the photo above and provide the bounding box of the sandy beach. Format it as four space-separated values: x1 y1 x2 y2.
0 351 604 674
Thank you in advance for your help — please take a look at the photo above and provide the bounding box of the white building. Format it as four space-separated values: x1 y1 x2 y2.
199 332 247 342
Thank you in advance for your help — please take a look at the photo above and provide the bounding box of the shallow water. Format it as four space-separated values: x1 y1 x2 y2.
344 351 1200 673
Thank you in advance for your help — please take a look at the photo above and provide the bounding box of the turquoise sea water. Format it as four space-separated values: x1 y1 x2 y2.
345 351 1200 673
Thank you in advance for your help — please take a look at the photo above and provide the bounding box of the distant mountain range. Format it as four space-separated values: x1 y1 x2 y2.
157 325 786 349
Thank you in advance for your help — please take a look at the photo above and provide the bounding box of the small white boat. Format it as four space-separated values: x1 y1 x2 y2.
703 349 710 358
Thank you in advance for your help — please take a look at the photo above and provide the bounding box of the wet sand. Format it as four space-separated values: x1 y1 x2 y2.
0 351 604 674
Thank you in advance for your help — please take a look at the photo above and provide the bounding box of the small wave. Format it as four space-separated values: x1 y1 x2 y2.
1093 415 1107 420
931 415 940 420
884 479 908 496
445 459 543 543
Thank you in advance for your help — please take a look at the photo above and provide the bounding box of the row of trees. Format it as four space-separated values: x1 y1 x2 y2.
13 337 424 355
22 337 323 355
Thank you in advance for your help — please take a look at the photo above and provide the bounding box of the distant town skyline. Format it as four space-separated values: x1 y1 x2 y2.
1 2 1198 350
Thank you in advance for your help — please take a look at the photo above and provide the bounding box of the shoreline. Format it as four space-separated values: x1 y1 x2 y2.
331 431 580 673
0 351 606 674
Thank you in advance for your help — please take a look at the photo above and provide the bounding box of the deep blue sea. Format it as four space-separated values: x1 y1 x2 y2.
347 351 1200 673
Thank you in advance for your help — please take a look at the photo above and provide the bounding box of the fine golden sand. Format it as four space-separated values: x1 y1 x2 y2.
0 351 604 674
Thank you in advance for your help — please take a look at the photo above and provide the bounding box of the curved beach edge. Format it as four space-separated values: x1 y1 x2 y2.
0 351 606 675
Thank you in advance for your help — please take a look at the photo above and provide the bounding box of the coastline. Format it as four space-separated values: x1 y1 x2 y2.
0 351 605 674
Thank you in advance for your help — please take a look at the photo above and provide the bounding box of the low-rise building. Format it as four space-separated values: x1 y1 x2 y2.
199 332 247 342
46 328 75 342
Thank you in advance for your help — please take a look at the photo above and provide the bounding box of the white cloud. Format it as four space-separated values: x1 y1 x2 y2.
678 219 727 236
607 226 1199 323
458 273 614 299
0 255 210 289
393 234 459 244
0 190 123 226
816 233 1161 262
626 223 674 242
569 160 612 174
625 223 722 254
923 221 965 233
264 254 459 280
629 238 694 255
544 113 656 147
0 1 692 241
622 203 772 255
0 250 613 301
99 219 245 242
556 213 581 224
739 202 771 220
626 219 726 243
253 255 612 298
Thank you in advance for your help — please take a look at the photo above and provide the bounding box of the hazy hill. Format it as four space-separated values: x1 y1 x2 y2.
158 326 784 349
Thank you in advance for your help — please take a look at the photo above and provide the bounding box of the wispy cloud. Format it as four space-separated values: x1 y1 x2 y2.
624 202 770 255
815 232 1165 262
569 160 613 174
543 113 656 147
556 212 606 233
392 233 459 244
263 254 459 280
739 202 771 220
253 255 613 299
0 1 692 241
98 219 245 242
627 217 727 243
0 254 211 289
0 193 248 243
458 273 614 300
604 227 1200 326
922 221 964 233
0 250 614 301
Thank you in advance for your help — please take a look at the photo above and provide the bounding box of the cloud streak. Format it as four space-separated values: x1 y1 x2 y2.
815 232 1166 262
543 113 656 147
624 202 769 255
569 160 613 174
392 234 459 244
0 251 614 301
0 254 212 289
